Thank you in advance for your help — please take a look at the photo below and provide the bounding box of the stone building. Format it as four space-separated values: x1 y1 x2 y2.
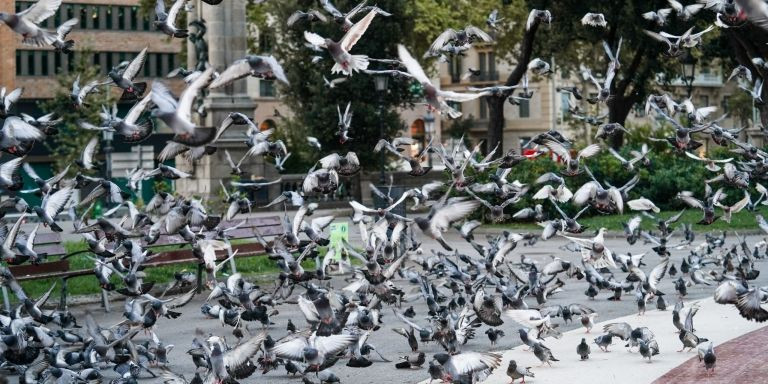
0 0 183 202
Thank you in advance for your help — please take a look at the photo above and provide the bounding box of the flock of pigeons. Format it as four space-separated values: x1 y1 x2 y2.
0 0 768 383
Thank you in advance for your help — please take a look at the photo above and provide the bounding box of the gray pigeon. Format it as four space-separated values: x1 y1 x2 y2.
577 338 591 360
593 334 613 352
0 0 62 46
209 55 289 89
532 342 558 366
304 10 378 75
507 359 534 382
108 47 148 100
154 0 187 37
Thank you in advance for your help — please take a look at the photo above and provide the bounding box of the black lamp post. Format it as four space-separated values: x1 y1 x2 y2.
101 129 114 210
102 130 114 180
681 52 697 98
424 111 435 167
374 74 389 184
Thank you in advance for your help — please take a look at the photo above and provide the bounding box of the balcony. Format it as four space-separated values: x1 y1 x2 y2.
448 70 500 84
658 71 724 88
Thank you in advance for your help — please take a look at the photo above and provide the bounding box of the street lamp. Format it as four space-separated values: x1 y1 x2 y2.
681 52 697 98
374 74 389 184
102 130 114 180
424 111 435 167
102 129 114 210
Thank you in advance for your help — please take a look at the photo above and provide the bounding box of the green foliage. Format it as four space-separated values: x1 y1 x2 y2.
527 0 725 129
402 0 526 63
248 0 428 172
40 50 111 176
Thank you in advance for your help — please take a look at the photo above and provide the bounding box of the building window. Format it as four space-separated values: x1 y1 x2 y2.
448 56 462 83
259 32 274 53
722 95 730 114
260 119 276 131
519 136 531 151
479 98 488 119
560 93 570 115
118 7 126 29
260 80 276 98
519 99 530 118
699 95 709 107
27 52 34 75
130 7 139 30
488 52 496 80
54 52 63 72
41 51 49 75
410 119 425 157
15 51 22 76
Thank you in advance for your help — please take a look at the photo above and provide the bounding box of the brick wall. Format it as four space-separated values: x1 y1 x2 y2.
0 0 15 89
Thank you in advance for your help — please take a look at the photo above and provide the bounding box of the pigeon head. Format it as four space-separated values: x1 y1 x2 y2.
433 352 451 365
414 217 430 231
303 346 319 361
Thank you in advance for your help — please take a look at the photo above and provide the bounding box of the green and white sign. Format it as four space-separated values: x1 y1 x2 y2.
328 222 349 261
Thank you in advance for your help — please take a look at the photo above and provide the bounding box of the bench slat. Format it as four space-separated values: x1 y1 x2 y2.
33 232 63 245
10 259 70 278
248 217 282 226
36 244 67 256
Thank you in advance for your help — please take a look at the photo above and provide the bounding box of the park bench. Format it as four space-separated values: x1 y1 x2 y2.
4 216 284 312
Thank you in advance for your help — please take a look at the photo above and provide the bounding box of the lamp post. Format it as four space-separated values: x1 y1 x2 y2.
681 52 697 98
102 130 114 181
102 129 114 209
424 111 435 167
374 74 389 185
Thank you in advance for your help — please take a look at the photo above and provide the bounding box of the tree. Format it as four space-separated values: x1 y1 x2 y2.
41 50 113 176
247 0 426 172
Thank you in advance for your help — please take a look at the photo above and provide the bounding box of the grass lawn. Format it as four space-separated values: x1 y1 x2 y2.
15 240 316 304
493 209 764 233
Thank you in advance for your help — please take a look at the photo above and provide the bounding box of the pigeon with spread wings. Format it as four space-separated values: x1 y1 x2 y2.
304 10 379 75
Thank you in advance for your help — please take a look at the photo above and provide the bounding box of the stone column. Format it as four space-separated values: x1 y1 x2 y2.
176 0 264 200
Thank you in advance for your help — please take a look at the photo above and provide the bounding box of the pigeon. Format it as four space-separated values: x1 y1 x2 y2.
304 10 379 75
398 44 488 118
50 17 78 53
287 9 327 26
108 47 148 100
526 9 551 30
581 12 607 27
425 26 493 58
151 67 218 146
0 0 63 46
209 55 289 88
577 338 591 360
507 359 534 382
154 0 187 37
0 87 22 117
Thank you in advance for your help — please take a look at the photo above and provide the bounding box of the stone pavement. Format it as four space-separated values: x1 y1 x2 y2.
478 297 766 384
653 324 768 384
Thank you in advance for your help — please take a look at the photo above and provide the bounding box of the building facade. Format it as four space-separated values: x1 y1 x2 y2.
0 0 184 202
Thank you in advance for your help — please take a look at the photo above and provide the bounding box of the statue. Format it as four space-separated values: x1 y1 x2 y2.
188 19 209 72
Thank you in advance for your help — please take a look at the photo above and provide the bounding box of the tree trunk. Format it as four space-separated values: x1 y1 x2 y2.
487 97 506 154
607 94 637 148
485 20 541 157
727 27 768 129
606 45 647 148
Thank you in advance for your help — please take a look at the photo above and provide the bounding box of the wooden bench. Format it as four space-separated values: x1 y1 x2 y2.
4 216 284 312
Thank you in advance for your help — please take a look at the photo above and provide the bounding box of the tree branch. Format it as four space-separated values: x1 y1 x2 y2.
502 20 540 93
